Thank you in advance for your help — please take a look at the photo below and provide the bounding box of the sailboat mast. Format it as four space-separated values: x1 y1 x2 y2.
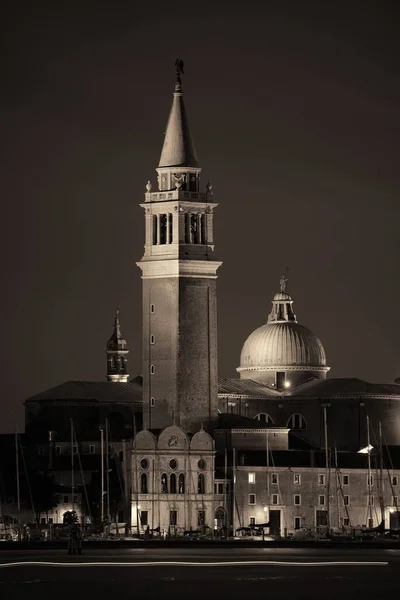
379 421 385 529
70 419 75 515
334 446 340 529
100 426 104 523
366 415 373 526
15 429 20 522
105 418 110 522
323 404 330 533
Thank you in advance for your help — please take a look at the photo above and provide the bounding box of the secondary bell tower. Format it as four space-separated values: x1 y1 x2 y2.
137 60 222 433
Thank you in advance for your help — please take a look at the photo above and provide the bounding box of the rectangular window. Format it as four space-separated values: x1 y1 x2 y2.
48 517 53 524
294 517 301 530
294 494 301 506
319 495 325 506
170 510 177 526
293 474 301 485
271 473 278 484
214 482 224 494
197 511 205 526
72 444 78 454
249 494 256 505
392 496 398 506
392 476 398 486
368 495 374 506
63 495 69 503
38 446 44 455
41 517 46 524
118 510 124 523
368 518 374 528
55 446 61 455
272 494 278 505
343 495 350 506
140 511 148 526
248 472 255 484
367 475 373 486
89 445 95 454
342 517 350 526
342 474 349 485
73 495 78 504
249 517 256 526
318 474 325 485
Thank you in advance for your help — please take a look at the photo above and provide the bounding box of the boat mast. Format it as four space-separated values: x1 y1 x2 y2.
105 418 110 523
367 416 373 526
323 404 330 534
15 428 20 524
378 421 385 530
334 446 340 529
100 426 105 523
70 419 75 516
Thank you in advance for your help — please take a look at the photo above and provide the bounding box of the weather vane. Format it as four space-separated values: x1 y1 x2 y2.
175 58 184 86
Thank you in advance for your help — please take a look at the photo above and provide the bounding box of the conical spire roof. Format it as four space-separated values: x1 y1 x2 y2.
158 63 199 168
107 307 127 350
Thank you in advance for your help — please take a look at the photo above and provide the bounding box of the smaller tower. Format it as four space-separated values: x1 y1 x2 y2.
106 308 129 382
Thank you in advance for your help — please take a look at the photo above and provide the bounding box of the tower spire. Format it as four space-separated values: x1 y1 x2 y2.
158 59 199 175
105 307 129 382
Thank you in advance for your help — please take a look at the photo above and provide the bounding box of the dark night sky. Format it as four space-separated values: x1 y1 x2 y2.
1 1 399 433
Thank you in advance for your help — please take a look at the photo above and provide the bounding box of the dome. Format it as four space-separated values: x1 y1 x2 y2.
237 277 329 386
238 321 327 371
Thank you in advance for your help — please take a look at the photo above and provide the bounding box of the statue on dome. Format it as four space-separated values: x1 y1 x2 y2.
280 274 288 293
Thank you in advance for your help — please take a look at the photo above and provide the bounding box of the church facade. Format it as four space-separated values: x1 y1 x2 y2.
8 63 400 537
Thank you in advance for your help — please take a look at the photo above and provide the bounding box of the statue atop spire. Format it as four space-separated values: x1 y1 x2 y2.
175 58 184 91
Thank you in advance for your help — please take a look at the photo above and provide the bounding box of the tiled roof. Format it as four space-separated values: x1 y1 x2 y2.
218 378 279 397
24 381 142 404
293 377 400 398
214 413 281 430
217 377 400 399
236 447 400 469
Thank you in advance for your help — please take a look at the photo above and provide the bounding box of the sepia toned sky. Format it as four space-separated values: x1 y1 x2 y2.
1 1 399 432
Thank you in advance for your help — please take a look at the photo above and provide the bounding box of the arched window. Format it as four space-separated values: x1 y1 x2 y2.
140 472 148 494
178 473 185 494
255 413 274 424
170 473 177 494
198 473 205 494
161 473 168 494
287 413 307 430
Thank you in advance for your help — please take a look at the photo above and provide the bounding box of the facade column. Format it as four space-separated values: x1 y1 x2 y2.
205 211 214 244
197 213 202 245
156 214 161 245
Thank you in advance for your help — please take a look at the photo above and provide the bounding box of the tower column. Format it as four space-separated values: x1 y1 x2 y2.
205 212 214 244
156 214 161 245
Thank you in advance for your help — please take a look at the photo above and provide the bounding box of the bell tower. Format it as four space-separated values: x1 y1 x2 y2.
137 60 222 433
106 308 129 382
